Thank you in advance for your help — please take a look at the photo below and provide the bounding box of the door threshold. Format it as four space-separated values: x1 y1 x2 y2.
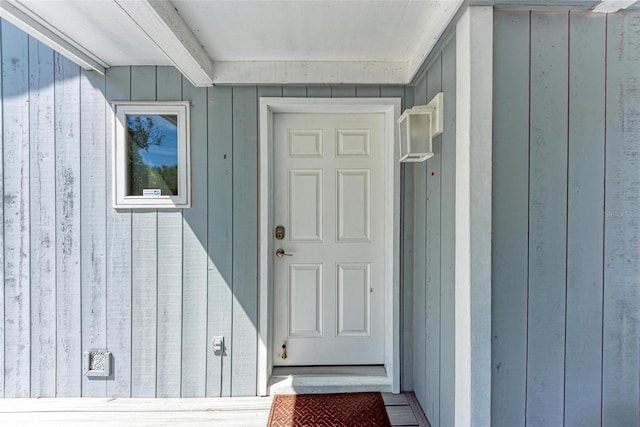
268 365 392 395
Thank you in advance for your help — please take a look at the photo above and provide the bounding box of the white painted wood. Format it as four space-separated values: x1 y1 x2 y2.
382 392 410 406
0 0 107 72
173 1 454 63
212 61 408 85
0 393 423 426
287 263 323 337
273 113 384 366
455 6 493 427
259 97 401 394
337 263 371 336
4 0 169 67
112 101 191 208
387 405 419 426
0 397 274 412
592 0 638 13
406 0 464 82
269 374 392 395
113 0 214 87
272 365 386 376
0 411 271 427
2 1 467 84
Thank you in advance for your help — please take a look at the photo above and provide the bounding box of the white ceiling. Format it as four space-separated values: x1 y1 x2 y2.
3 0 625 85
1 0 466 85
173 0 447 62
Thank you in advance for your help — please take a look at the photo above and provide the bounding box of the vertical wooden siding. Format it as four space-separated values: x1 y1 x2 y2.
411 35 456 427
0 20 409 398
492 9 640 427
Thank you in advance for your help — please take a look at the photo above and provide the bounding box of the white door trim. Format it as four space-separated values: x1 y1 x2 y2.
258 97 401 396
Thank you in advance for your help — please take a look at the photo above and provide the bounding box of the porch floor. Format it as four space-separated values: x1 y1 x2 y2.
0 392 428 426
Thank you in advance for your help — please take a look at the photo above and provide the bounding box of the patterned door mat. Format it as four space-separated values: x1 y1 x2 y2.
267 392 392 427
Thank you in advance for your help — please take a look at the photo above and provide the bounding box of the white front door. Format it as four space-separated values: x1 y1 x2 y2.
272 112 386 366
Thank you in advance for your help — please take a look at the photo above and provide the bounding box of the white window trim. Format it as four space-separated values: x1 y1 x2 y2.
112 101 191 209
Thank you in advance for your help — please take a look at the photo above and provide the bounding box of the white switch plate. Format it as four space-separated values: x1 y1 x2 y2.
212 336 224 355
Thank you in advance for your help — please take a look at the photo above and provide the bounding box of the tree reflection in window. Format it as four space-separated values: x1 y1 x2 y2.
126 114 178 196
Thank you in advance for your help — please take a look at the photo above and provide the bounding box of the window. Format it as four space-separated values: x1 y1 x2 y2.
113 102 191 208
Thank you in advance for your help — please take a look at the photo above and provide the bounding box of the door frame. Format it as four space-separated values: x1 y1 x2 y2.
258 97 402 396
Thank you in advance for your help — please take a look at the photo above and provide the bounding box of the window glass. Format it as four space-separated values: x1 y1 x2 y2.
126 114 179 196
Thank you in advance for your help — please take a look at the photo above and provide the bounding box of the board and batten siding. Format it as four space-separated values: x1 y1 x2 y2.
492 9 640 427
0 19 411 398
410 34 456 427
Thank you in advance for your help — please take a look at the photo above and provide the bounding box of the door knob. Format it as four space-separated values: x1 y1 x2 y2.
275 249 293 258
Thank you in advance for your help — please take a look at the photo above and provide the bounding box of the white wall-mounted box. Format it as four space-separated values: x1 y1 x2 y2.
398 92 444 162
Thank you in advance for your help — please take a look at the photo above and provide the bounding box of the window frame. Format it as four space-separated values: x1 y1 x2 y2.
112 101 191 209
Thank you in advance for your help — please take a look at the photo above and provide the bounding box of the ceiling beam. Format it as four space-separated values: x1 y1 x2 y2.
407 0 464 83
115 0 214 87
212 61 408 85
592 0 638 12
0 0 108 74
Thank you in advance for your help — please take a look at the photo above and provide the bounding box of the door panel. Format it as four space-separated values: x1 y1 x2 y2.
273 113 385 366
289 263 323 338
337 263 371 337
289 170 323 242
337 169 371 243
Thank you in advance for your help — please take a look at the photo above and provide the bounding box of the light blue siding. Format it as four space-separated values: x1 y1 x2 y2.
438 36 456 427
565 12 606 426
181 76 209 398
156 66 184 399
492 11 530 427
527 13 569 426
412 71 428 410
54 51 82 398
2 20 31 398
206 85 234 398
80 67 108 398
492 9 640 426
231 86 259 396
410 35 456 427
603 11 640 426
105 65 132 398
424 54 442 427
0 20 411 398
130 66 158 398
29 39 56 398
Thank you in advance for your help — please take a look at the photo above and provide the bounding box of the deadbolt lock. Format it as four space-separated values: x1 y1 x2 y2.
275 225 285 240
